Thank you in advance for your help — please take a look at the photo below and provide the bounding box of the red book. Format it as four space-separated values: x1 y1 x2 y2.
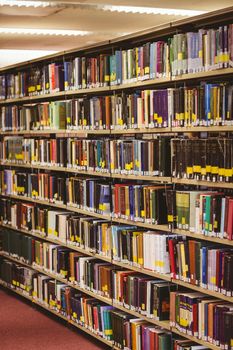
168 239 176 279
226 198 233 240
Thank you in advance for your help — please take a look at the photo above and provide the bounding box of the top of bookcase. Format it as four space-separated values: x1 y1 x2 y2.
1 5 233 73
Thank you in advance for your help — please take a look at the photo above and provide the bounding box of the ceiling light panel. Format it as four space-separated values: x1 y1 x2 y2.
0 28 91 36
100 5 206 16
0 1 207 17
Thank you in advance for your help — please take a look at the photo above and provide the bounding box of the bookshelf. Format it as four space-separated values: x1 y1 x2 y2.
1 6 233 350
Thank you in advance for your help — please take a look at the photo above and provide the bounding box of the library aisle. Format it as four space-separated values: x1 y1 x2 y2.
0 288 108 350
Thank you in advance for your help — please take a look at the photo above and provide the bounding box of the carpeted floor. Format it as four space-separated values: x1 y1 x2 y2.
0 288 108 350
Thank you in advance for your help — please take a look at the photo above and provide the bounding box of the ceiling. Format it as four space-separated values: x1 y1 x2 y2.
0 0 232 67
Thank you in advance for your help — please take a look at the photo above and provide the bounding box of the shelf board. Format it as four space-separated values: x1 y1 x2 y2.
172 125 233 133
112 217 168 232
111 173 171 182
171 67 233 82
172 178 233 188
0 163 111 178
171 327 221 350
0 129 111 136
111 127 171 134
110 77 170 90
111 259 171 281
112 301 170 330
172 228 233 246
172 279 233 302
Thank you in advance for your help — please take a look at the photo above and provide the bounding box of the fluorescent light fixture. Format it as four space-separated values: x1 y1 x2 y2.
0 1 207 17
0 1 51 7
100 5 206 17
0 28 91 36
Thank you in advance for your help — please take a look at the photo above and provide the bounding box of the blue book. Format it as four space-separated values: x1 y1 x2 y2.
129 185 135 218
201 246 207 286
205 83 212 125
116 50 122 84
150 42 155 78
110 54 117 85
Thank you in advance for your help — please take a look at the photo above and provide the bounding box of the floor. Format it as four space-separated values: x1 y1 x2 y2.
0 287 109 350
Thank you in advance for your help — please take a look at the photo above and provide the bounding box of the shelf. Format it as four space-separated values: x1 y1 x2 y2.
0 279 114 349
111 217 169 232
171 67 233 82
109 77 171 91
0 129 111 136
172 279 233 302
111 174 171 182
171 327 220 350
172 178 233 189
0 162 111 178
0 162 170 182
172 125 233 133
0 194 111 220
111 259 171 281
112 301 171 330
110 127 171 134
172 228 233 246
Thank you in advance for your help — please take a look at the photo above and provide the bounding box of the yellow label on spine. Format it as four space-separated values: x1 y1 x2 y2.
186 167 193 175
211 167 219 174
144 67 149 74
178 52 183 60
138 258 143 265
225 169 232 177
181 217 186 225
218 168 224 176
210 276 216 284
141 210 145 218
193 165 201 173
157 117 163 124
105 330 113 336
168 215 173 222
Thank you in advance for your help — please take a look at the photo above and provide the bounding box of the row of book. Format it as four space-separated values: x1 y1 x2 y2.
171 138 233 182
1 170 169 223
1 170 111 215
2 171 233 240
1 24 233 99
0 136 171 177
167 190 233 241
0 257 179 350
3 135 233 183
1 230 176 320
170 291 233 348
0 256 232 349
1 200 233 296
1 82 233 131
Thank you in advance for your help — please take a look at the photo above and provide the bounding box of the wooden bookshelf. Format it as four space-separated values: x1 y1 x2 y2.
0 6 233 348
